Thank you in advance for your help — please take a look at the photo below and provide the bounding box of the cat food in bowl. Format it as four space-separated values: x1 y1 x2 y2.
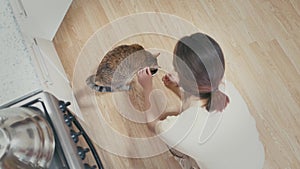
150 68 158 76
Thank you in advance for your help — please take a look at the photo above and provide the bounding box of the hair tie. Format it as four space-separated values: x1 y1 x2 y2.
198 86 212 93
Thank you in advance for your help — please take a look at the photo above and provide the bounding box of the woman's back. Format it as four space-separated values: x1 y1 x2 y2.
156 82 265 169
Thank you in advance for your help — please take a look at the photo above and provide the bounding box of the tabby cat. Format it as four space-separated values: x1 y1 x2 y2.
86 44 159 92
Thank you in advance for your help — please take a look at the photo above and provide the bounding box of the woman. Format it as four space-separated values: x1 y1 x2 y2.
137 33 265 169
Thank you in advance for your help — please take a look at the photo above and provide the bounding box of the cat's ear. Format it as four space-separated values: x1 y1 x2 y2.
153 53 160 58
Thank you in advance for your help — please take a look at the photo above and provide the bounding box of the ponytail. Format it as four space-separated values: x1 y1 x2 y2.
205 89 229 112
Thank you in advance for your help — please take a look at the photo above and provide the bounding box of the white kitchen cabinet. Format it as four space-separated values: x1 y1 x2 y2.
9 0 72 40
2 0 82 117
5 0 82 118
34 38 68 81
30 38 83 119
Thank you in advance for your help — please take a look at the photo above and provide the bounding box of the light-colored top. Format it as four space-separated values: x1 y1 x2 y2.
155 82 265 169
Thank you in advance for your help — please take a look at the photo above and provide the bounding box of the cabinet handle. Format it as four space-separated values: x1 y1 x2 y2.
31 39 52 86
16 0 27 17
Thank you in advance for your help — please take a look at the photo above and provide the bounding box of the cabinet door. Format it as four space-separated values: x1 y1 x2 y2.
35 38 68 80
11 0 72 40
31 39 83 118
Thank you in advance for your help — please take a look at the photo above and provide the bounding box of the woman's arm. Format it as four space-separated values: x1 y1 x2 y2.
142 87 159 132
137 67 159 132
138 68 181 132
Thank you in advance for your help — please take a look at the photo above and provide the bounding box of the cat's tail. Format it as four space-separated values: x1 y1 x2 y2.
85 75 112 92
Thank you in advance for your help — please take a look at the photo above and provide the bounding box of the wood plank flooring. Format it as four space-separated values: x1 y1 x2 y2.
53 0 300 168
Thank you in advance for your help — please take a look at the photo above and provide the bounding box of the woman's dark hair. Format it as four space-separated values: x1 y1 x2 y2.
173 33 229 112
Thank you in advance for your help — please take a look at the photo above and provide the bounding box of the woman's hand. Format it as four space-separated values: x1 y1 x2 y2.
137 67 153 92
162 73 182 98
162 73 179 89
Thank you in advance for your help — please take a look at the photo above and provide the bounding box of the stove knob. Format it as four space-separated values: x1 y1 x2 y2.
64 114 74 127
84 163 97 169
58 100 71 113
70 129 82 143
0 116 8 124
77 146 90 160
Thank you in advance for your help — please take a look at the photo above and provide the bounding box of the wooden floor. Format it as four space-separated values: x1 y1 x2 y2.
53 0 300 168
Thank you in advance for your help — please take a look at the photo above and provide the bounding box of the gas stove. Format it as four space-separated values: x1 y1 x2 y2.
0 91 104 169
